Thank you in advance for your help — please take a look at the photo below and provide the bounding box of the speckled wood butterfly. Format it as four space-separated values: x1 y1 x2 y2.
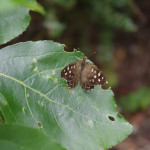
61 57 107 91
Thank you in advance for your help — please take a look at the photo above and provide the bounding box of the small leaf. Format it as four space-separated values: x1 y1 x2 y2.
0 41 132 149
0 0 45 45
120 86 150 112
0 7 30 45
0 123 65 150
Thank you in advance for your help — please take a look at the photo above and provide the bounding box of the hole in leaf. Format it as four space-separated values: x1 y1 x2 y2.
37 122 42 128
108 116 115 121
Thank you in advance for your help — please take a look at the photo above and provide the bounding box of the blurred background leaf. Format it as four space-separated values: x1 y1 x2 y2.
120 86 150 112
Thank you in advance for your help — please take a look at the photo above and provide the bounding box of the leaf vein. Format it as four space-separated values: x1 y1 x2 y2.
0 73 96 122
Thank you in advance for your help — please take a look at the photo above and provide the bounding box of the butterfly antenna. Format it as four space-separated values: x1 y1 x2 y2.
86 52 96 59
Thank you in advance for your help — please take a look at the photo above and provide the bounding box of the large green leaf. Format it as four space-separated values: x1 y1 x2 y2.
0 41 132 150
0 124 65 150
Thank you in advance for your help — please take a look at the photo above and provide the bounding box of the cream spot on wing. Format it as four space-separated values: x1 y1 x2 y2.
92 79 94 82
94 70 96 73
98 72 101 76
69 71 71 73
102 77 104 79
94 75 97 78
91 68 94 72
74 65 76 68
63 70 66 72
89 79 91 82
65 72 67 75
67 67 69 70
98 79 100 82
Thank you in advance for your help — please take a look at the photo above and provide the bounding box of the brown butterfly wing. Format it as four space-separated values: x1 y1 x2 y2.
66 74 80 88
61 62 76 81
61 60 82 88
80 62 106 91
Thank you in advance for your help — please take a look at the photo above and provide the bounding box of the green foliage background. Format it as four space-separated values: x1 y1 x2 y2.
0 0 140 149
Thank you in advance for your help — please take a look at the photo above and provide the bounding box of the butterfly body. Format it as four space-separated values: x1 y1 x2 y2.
61 57 106 91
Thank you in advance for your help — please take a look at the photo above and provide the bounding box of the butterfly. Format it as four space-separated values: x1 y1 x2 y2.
61 57 107 91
